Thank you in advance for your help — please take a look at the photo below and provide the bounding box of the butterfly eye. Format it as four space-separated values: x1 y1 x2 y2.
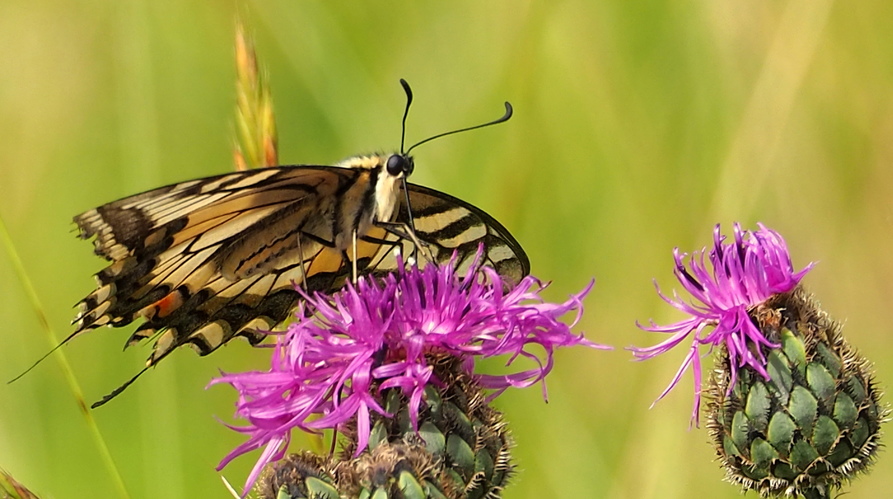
386 154 412 177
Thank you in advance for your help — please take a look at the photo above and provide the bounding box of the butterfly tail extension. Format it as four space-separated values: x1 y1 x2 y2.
91 365 152 408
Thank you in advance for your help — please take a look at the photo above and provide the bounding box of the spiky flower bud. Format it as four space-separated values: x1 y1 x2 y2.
706 287 885 498
256 356 513 499
256 453 337 499
633 223 886 497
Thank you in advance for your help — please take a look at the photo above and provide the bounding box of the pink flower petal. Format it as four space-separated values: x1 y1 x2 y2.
630 223 812 425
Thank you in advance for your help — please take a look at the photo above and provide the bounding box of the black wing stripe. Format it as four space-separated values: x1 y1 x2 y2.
151 192 231 226
187 206 283 252
403 182 530 282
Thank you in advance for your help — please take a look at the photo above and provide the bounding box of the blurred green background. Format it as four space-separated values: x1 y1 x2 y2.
2 0 892 497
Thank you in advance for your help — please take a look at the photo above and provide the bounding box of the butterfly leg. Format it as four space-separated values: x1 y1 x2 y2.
351 229 358 284
358 233 404 274
374 220 435 264
296 230 357 284
295 232 308 293
362 228 424 265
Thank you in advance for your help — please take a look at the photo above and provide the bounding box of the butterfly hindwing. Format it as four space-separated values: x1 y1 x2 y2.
72 166 359 365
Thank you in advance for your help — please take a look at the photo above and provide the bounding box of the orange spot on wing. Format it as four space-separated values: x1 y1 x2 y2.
147 291 185 319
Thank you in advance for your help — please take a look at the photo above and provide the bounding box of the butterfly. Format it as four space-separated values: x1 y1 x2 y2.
63 81 530 407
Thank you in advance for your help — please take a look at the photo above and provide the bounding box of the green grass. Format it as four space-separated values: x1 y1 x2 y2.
2 1 892 497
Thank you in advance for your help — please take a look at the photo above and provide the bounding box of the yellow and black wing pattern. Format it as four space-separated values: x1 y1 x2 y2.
71 165 529 376
380 183 529 281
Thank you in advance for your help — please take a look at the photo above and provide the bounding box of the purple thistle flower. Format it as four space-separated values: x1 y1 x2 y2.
211 249 607 493
631 223 814 424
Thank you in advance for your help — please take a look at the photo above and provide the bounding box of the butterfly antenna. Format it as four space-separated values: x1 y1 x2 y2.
405 101 513 155
397 79 420 258
91 365 152 408
399 78 413 154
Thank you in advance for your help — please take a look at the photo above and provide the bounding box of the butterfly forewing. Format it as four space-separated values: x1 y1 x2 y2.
71 159 529 401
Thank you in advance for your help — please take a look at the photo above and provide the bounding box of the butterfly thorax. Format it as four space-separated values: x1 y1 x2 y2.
334 153 413 250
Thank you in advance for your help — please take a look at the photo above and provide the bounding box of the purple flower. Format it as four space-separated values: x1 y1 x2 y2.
632 223 813 424
211 249 607 493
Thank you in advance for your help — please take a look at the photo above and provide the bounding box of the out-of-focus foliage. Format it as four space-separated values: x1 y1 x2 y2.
1 470 40 499
1 1 891 498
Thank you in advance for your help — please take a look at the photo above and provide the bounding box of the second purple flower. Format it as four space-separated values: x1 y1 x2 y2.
631 223 814 423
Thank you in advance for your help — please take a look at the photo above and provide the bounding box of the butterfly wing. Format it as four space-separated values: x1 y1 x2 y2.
72 166 359 367
71 164 529 406
366 182 530 284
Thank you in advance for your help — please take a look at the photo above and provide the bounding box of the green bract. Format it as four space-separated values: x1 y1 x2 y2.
707 287 886 498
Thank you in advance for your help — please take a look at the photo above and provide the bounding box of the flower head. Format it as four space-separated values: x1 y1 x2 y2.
212 249 607 493
631 223 813 424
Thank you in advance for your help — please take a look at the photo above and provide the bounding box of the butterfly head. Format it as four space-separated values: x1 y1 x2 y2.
379 154 413 223
386 153 414 179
